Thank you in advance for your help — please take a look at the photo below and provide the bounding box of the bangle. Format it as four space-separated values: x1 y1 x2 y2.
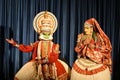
15 44 19 48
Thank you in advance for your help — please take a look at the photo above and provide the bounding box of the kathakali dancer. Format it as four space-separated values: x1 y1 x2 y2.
6 11 70 80
70 18 112 80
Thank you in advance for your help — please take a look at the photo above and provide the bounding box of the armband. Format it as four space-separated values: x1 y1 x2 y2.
15 44 19 48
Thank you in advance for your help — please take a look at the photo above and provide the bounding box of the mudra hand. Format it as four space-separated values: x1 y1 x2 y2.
6 38 16 46
83 36 92 45
53 44 60 53
55 44 59 50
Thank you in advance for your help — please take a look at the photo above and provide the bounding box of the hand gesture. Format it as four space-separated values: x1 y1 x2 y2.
55 44 59 51
6 38 16 46
83 36 92 45
6 38 14 44
53 44 60 53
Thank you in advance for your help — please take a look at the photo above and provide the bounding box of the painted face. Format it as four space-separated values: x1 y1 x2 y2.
40 19 52 40
42 31 51 39
84 25 93 35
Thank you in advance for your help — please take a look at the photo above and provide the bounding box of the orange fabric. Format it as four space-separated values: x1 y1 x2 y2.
18 41 59 62
48 53 58 63
75 18 112 72
85 18 95 26
18 44 33 53
18 41 39 60
48 44 58 63
55 60 67 77
17 41 67 79
73 63 107 75
41 42 45 58
41 41 51 58
95 19 111 50
32 41 39 60
91 18 112 72
88 18 112 53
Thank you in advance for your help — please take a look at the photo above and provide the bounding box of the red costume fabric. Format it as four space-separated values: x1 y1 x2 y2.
17 41 66 77
75 18 112 72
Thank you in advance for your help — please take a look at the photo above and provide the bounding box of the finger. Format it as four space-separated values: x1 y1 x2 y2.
56 45 59 50
11 38 13 41
6 39 8 41
6 39 13 43
6 39 10 42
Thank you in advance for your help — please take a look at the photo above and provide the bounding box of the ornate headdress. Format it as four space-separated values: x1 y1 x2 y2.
33 11 58 34
84 18 95 27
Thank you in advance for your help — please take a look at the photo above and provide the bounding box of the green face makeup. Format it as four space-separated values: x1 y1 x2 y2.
43 32 50 39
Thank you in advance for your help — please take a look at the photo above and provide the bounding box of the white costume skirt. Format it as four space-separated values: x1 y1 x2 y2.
70 58 111 80
15 59 70 80
15 61 38 80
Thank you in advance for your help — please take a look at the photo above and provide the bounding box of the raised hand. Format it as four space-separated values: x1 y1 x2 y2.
83 35 92 45
6 38 14 44
53 44 60 53
6 38 16 46
55 44 59 50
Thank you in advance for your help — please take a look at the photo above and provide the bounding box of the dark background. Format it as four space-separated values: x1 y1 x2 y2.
0 0 120 80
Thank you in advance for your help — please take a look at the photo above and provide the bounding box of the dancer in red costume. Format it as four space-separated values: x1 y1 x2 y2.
71 18 112 80
6 11 70 80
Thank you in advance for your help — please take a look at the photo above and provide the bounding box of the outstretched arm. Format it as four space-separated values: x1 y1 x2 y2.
6 38 33 53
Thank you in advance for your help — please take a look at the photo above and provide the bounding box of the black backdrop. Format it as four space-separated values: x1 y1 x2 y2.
0 0 120 80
